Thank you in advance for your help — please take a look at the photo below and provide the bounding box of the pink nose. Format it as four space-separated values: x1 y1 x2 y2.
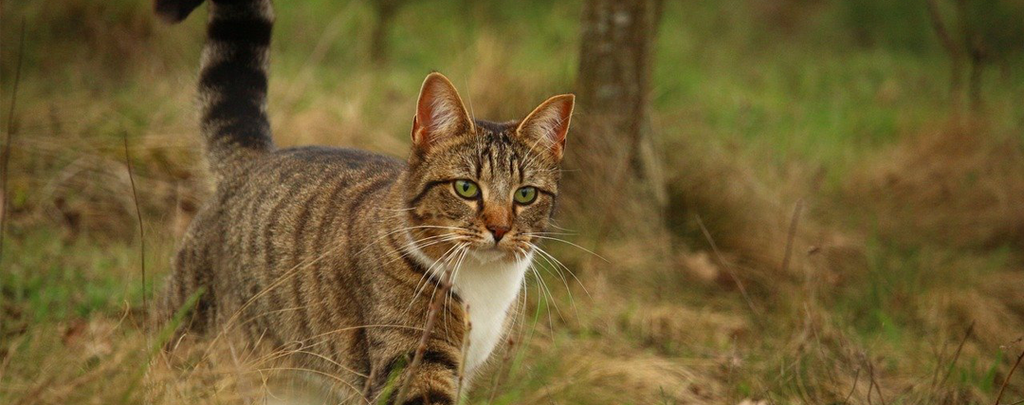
487 225 510 242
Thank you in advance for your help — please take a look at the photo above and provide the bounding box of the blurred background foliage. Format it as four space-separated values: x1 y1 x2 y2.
1 0 1023 403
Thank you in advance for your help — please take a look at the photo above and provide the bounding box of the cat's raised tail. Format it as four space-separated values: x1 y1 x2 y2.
155 0 276 180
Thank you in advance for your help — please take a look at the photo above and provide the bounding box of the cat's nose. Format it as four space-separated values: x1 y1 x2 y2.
487 225 510 243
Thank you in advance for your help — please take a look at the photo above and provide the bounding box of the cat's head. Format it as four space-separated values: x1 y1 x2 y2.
402 72 574 265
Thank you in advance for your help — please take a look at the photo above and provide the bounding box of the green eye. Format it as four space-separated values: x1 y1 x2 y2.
514 187 537 204
453 180 480 199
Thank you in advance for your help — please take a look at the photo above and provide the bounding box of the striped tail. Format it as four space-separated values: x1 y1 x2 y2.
156 0 275 179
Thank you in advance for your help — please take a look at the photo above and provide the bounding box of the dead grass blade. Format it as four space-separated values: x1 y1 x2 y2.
455 304 472 401
0 19 25 272
695 214 762 319
780 198 804 275
122 132 147 314
938 321 975 390
995 349 1024 405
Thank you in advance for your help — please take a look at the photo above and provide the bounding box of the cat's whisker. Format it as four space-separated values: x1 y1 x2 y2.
527 262 558 315
516 271 528 331
375 239 466 294
352 225 465 258
527 263 558 331
445 245 469 334
546 221 577 233
407 246 462 305
406 242 467 315
440 245 468 341
528 242 592 299
398 232 465 252
517 244 559 324
403 238 465 257
399 229 479 258
379 230 472 270
419 244 465 343
253 347 365 379
288 324 427 363
530 246 581 317
502 247 530 343
245 365 364 395
423 242 465 287
442 247 464 320
520 230 577 236
445 244 471 335
523 234 608 263
393 232 467 257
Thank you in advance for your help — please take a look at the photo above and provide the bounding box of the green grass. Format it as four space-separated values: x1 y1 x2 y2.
1 225 174 339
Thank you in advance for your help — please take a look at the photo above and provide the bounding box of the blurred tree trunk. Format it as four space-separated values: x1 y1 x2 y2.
956 0 987 111
926 0 964 108
370 0 402 65
564 0 667 242
925 0 991 112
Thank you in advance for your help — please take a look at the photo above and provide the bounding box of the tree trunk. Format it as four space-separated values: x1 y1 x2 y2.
370 0 401 65
925 0 964 108
564 0 667 242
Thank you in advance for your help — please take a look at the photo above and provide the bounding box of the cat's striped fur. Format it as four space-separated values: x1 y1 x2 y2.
156 0 574 403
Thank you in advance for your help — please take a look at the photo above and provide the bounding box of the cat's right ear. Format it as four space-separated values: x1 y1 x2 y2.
517 94 575 161
411 72 474 153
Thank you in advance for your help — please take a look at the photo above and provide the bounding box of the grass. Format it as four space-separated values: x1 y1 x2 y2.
2 0 1023 403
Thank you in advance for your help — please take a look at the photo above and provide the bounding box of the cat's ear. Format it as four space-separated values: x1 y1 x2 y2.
516 94 575 161
411 72 474 152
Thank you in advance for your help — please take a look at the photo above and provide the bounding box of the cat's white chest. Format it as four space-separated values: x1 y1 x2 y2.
451 253 529 378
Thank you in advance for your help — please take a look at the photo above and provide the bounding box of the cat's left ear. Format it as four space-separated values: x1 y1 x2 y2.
516 94 575 161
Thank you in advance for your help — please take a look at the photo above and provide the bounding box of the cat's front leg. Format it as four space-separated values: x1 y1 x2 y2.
366 339 462 405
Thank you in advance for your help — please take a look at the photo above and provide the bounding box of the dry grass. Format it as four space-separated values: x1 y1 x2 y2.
845 119 1024 250
1 316 362 404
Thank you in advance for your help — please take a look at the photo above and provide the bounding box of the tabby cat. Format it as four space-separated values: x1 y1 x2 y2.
156 0 574 403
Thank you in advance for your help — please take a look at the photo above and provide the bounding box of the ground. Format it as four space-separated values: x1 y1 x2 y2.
1 0 1023 403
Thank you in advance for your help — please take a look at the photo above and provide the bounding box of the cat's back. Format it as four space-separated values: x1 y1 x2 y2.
208 145 405 251
209 146 403 232
225 146 404 194
215 145 401 211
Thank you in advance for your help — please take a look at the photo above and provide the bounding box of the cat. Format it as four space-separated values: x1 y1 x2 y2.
155 0 574 403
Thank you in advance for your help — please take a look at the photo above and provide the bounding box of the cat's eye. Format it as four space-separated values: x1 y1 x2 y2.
514 187 537 205
453 180 480 199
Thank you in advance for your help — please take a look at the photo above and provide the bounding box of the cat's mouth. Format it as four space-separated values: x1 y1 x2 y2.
466 238 530 264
